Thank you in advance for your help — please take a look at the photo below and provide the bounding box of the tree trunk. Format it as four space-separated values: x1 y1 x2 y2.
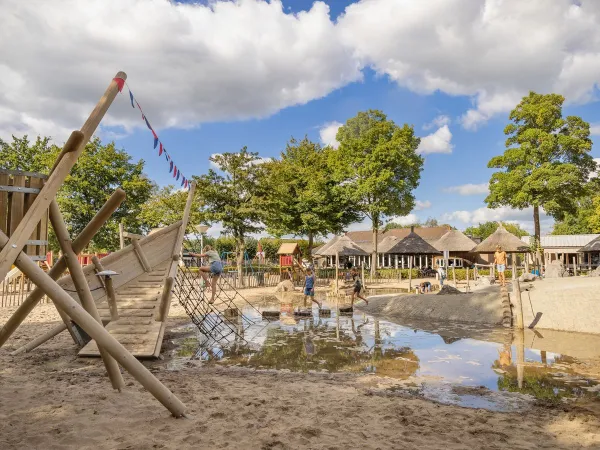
371 213 379 278
533 204 544 266
307 232 314 264
236 236 245 288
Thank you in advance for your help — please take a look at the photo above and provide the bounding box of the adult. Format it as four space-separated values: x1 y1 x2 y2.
494 245 508 287
437 265 446 286
190 245 223 304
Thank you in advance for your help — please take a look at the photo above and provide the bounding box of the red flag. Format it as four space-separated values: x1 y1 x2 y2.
159 142 163 156
113 77 125 92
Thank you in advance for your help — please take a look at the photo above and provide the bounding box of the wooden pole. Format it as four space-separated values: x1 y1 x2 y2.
11 323 67 355
466 267 470 291
335 250 339 294
0 189 126 348
515 327 525 389
0 229 187 416
92 255 118 321
50 201 125 391
452 265 456 288
511 279 524 330
408 255 412 291
0 72 126 281
119 222 124 250
573 256 577 277
157 277 174 322
512 254 517 280
131 239 152 272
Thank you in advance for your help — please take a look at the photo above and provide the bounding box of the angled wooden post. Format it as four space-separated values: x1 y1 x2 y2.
0 229 187 417
0 72 126 282
92 255 118 321
131 238 152 272
0 189 126 348
50 201 125 391
119 222 125 250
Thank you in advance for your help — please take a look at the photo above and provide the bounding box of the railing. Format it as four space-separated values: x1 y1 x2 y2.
0 270 50 307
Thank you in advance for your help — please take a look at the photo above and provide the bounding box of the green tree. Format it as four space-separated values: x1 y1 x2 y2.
331 110 424 275
464 221 529 240
139 184 203 231
486 92 596 261
0 135 154 252
263 137 359 256
194 148 267 285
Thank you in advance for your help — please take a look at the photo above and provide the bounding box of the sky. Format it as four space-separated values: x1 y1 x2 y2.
2 0 600 237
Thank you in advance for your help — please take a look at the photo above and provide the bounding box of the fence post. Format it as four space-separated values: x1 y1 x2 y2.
511 279 524 329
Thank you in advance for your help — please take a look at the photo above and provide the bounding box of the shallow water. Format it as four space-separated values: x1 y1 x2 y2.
168 292 600 411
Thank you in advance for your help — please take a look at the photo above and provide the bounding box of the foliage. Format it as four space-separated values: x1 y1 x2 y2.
552 179 600 234
464 221 530 240
139 184 203 231
262 137 359 253
384 217 454 231
0 135 154 252
330 110 424 273
486 92 596 244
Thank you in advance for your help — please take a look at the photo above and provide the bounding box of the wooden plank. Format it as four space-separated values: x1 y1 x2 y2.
0 185 42 194
25 177 44 256
9 175 26 238
0 174 8 235
0 168 48 178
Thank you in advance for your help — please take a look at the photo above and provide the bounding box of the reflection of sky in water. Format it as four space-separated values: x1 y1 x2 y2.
174 295 600 405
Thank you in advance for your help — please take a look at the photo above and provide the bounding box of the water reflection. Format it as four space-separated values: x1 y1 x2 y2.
170 292 600 405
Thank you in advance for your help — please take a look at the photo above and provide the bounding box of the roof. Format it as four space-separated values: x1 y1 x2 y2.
378 236 402 253
521 234 600 248
319 236 369 256
386 231 442 255
473 225 530 253
345 226 451 253
314 235 340 256
578 235 600 253
277 243 300 255
433 230 477 252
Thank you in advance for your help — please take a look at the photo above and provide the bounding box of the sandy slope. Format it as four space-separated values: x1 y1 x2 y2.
1 302 599 449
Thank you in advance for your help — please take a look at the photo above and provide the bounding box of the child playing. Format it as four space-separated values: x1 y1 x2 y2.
350 268 368 306
190 245 223 304
303 268 322 308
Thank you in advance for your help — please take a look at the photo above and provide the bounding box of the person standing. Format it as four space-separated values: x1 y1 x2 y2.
190 245 223 304
303 268 321 309
350 268 368 306
494 245 508 287
437 265 446 287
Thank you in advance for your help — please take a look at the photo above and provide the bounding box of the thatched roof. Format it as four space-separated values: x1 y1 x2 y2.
378 236 401 253
434 230 477 252
472 225 530 253
319 236 369 256
313 235 339 256
386 230 442 255
578 235 600 253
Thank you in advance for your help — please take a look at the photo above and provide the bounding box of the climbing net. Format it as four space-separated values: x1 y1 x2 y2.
174 226 262 347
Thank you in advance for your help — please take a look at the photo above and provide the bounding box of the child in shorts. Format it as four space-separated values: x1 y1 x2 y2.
190 245 222 304
303 268 321 308
350 268 368 306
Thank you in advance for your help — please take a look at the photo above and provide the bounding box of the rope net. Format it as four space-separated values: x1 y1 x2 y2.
174 226 261 347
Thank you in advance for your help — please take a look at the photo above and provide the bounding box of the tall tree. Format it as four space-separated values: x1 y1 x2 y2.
464 221 529 240
0 135 154 251
331 110 424 275
195 148 267 285
263 137 359 256
486 92 596 262
139 185 204 230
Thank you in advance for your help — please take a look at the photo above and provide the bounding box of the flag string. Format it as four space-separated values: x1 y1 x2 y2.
117 79 189 189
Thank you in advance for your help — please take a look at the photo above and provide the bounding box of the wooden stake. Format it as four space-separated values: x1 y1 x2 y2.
511 279 524 330
132 238 152 272
0 72 126 282
156 277 174 322
573 256 577 277
514 327 525 389
335 250 339 294
466 267 470 291
11 323 66 355
92 255 118 321
119 222 125 250
452 265 456 288
408 255 412 291
50 201 125 391
0 229 186 417
0 189 126 348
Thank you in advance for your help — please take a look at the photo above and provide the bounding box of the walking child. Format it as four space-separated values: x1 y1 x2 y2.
351 268 368 306
303 268 322 308
190 245 223 304
494 245 507 287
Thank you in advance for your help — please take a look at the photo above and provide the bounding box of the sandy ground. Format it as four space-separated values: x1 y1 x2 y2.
2 299 600 449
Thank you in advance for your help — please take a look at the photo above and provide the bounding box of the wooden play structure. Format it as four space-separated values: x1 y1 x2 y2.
277 242 303 283
0 72 190 417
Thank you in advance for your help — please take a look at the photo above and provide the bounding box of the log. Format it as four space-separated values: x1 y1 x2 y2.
92 255 119 321
132 239 152 272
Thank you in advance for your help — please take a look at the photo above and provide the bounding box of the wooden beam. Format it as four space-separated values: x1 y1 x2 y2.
0 189 126 348
0 228 187 417
0 72 126 282
11 323 67 355
132 239 152 272
156 277 174 322
123 231 144 240
92 255 119 321
119 222 124 250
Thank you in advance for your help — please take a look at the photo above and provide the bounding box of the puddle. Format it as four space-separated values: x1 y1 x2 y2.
167 292 600 411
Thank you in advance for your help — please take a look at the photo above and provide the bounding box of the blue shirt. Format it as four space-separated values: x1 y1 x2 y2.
305 274 315 289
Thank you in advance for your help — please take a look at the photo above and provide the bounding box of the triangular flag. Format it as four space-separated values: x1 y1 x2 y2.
113 77 125 92
129 90 135 108
181 177 185 186
154 136 158 149
184 180 188 189
176 170 181 181
159 142 163 156
173 166 177 178
169 161 173 173
144 116 152 130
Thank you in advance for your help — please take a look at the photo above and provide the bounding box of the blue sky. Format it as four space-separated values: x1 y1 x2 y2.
3 0 600 236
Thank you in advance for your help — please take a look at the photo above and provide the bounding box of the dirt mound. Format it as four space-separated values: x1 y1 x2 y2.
437 285 462 295
275 280 295 292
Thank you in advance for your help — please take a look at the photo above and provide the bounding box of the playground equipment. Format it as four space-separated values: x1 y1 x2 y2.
277 242 304 283
0 72 188 417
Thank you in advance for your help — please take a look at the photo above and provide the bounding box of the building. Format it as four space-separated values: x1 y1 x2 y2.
521 234 600 269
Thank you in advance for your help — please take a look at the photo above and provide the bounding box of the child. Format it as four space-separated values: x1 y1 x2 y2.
350 268 368 306
437 265 446 286
303 268 321 308
190 245 223 304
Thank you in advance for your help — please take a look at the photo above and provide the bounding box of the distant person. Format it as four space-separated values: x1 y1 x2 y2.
494 245 507 287
437 265 446 286
420 281 431 293
350 268 368 306
303 268 321 309
190 245 223 304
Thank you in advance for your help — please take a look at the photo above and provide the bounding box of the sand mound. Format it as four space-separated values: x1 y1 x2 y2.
437 285 462 295
275 280 295 292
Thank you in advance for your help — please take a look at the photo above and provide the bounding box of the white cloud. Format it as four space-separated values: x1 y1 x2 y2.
590 158 600 179
423 115 450 130
443 183 489 196
209 153 223 170
441 206 553 233
209 153 271 169
417 125 454 154
590 124 600 136
414 200 432 211
319 121 343 149
388 213 419 226
337 0 600 129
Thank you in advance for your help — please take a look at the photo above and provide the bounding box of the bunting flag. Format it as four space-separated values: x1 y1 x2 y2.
121 84 190 190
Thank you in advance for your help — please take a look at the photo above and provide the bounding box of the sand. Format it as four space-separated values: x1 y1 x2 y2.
1 300 600 449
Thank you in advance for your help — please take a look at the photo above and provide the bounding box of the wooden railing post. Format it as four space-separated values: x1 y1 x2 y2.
92 255 119 321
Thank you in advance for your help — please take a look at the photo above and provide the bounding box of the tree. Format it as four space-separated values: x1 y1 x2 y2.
263 137 359 256
139 185 203 231
195 148 267 285
0 135 154 252
464 221 529 240
330 110 424 275
486 92 596 262
383 217 454 231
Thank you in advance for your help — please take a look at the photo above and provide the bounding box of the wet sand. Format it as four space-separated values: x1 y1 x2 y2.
1 301 600 449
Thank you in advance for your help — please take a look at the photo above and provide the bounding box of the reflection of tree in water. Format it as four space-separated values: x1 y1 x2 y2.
204 318 419 379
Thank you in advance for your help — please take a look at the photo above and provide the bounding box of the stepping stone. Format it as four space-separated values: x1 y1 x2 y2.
339 306 353 314
262 310 281 319
319 309 331 316
294 309 312 317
